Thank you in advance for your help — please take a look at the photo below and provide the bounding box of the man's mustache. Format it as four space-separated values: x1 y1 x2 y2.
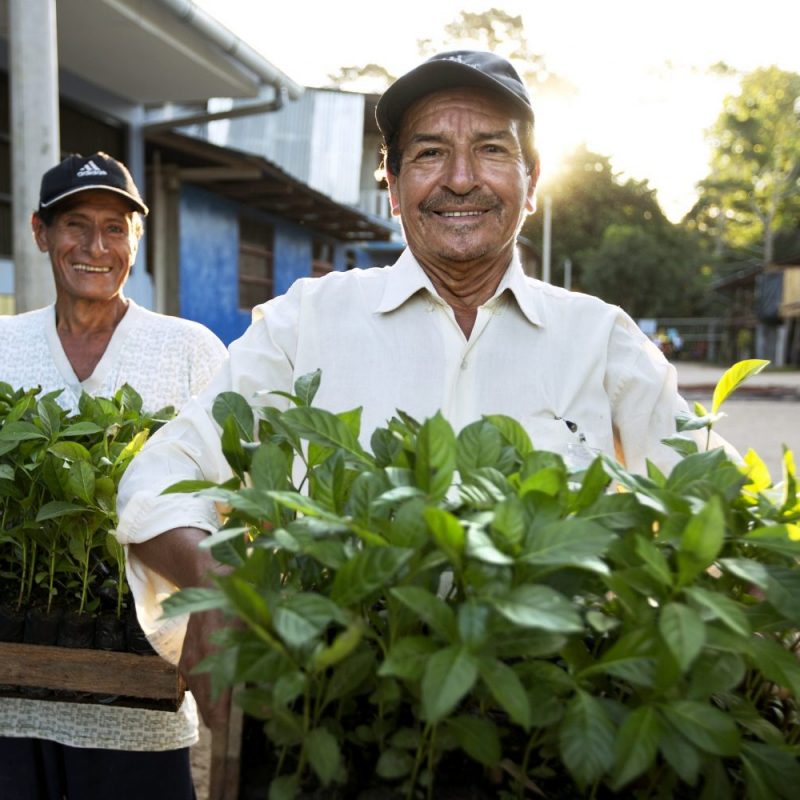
420 191 500 213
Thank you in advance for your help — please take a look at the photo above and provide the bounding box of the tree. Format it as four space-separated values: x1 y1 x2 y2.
325 64 396 93
522 146 668 286
580 223 710 319
417 8 574 96
696 67 800 264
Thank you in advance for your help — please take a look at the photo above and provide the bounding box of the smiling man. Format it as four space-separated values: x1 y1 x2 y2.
115 51 706 726
0 153 226 800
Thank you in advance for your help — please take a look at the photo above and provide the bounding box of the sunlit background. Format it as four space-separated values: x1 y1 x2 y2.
195 0 800 222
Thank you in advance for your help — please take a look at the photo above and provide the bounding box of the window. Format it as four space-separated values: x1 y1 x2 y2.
312 240 333 277
238 215 274 309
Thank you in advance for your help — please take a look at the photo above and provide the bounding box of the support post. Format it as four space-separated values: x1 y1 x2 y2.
542 195 552 284
9 0 60 312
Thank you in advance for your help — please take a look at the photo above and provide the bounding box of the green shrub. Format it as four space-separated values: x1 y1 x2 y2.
164 363 800 799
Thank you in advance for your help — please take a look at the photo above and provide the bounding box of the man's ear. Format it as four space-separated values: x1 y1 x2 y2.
386 170 401 217
31 213 50 253
525 160 540 214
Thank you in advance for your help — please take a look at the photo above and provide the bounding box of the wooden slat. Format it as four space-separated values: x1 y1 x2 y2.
0 642 185 706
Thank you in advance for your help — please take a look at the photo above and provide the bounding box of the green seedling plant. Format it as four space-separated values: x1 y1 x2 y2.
163 363 799 800
0 383 174 618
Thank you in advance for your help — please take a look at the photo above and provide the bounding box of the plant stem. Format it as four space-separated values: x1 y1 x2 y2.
407 723 431 800
426 724 437 800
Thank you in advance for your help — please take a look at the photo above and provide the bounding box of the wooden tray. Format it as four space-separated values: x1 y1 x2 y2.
0 642 186 711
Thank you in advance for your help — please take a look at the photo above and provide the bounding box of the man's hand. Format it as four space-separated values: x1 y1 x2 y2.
130 527 231 727
179 607 232 728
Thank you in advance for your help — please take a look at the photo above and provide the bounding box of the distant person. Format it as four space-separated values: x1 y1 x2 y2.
0 152 226 800
115 50 719 724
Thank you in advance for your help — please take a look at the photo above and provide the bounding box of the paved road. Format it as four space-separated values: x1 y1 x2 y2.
675 361 799 480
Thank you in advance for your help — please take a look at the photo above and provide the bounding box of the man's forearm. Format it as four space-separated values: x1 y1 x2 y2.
130 527 221 588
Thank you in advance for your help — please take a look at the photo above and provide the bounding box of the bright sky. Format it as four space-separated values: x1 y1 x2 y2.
196 0 800 222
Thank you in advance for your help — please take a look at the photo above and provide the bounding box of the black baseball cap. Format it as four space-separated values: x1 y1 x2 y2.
38 152 149 216
376 50 534 141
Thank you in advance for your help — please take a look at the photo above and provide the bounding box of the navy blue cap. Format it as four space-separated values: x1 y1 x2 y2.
376 50 534 140
39 152 148 216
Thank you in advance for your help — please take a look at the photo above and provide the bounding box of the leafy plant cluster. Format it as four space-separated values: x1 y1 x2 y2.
0 383 174 619
165 365 800 800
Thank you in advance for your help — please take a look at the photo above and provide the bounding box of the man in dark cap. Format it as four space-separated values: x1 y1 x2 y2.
116 52 709 725
0 152 226 799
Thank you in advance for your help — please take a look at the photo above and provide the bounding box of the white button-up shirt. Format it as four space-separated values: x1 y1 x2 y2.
116 248 696 659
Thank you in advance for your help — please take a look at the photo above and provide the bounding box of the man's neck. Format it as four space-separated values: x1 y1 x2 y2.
418 252 512 338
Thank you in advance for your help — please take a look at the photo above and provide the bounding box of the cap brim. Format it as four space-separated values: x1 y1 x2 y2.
39 185 149 216
376 60 532 138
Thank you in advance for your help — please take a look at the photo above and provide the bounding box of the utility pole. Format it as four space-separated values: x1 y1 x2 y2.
542 195 552 283
10 0 60 312
563 258 572 291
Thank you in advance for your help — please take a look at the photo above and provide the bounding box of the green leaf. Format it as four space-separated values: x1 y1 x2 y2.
375 748 414 779
444 715 502 767
273 593 344 647
659 602 706 672
389 586 457 641
161 586 228 617
218 575 272 629
220 415 249 479
35 500 86 521
212 392 255 441
281 406 371 466
415 412 456 500
0 420 48 443
519 518 612 574
491 585 583 633
67 460 95 504
321 648 373 704
612 705 661 790
465 526 513 565
305 727 341 787
456 420 502 475
711 359 769 414
661 700 740 756
331 547 413 607
634 534 673 588
484 414 532 457
249 443 291 492
268 775 299 800
478 658 531 729
48 441 92 462
421 645 478 723
424 507 465 569
677 496 725 587
294 369 321 407
559 691 615 789
749 635 800 699
741 741 800 800
60 421 104 437
379 636 439 681
683 586 750 637
312 621 366 672
719 557 770 591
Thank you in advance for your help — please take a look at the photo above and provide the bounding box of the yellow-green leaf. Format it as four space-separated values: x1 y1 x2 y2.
711 359 769 414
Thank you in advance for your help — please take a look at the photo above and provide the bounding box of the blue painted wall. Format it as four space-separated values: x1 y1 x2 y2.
179 186 244 344
178 185 357 345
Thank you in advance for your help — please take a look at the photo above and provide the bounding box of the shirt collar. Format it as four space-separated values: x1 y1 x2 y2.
377 247 543 327
375 248 439 313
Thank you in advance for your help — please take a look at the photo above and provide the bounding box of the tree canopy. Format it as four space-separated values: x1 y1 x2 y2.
689 66 800 265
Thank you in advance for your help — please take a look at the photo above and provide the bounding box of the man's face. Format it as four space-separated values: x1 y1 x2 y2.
33 191 140 304
386 87 537 270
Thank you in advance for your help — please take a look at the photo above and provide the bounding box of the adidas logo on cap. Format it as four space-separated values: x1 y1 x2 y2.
76 160 108 177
